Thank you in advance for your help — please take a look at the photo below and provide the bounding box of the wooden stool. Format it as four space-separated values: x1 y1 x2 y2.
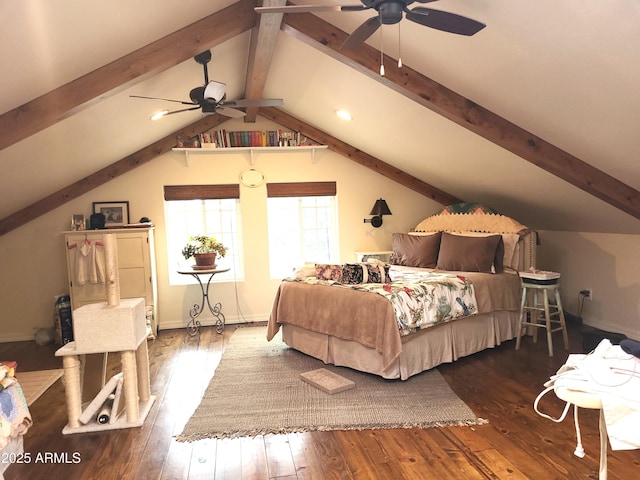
515 278 569 356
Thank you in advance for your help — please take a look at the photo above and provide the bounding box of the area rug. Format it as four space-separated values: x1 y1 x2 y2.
177 327 486 441
17 369 63 406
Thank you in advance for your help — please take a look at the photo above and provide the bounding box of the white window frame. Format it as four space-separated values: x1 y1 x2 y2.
267 192 339 279
164 196 244 286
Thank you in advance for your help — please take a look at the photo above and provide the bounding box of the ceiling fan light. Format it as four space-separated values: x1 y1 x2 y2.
204 81 226 102
335 109 352 121
150 110 168 121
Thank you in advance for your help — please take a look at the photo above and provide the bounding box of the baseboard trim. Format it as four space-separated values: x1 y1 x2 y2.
158 313 269 331
583 319 639 341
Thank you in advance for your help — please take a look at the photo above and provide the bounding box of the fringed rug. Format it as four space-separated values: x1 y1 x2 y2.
17 369 63 406
177 326 486 441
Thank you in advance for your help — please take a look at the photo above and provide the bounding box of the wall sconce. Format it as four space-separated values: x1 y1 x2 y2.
364 198 392 228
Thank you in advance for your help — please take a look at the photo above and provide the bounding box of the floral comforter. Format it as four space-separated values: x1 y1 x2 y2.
296 269 478 336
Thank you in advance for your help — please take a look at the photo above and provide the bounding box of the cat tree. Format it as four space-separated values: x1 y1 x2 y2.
56 233 155 434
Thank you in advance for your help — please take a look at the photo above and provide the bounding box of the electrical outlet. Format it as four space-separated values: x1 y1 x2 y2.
580 289 593 301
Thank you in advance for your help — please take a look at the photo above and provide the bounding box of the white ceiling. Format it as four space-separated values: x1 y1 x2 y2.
1 0 639 233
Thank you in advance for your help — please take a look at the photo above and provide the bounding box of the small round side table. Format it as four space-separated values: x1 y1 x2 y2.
178 267 230 336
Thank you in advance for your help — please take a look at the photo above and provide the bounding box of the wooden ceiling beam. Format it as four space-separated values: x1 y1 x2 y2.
260 107 461 206
0 116 229 236
0 0 258 152
243 0 287 122
281 13 640 220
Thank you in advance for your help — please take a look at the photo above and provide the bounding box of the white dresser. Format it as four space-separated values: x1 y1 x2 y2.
63 227 158 336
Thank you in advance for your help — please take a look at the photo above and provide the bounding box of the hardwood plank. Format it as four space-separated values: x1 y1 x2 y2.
399 428 476 480
5 322 640 480
214 438 243 480
373 428 457 479
240 435 269 479
160 327 216 479
330 430 385 480
161 439 193 480
264 433 296 479
187 438 217 479
126 331 202 479
306 431 355 479
430 427 528 480
445 425 570 480
287 432 328 479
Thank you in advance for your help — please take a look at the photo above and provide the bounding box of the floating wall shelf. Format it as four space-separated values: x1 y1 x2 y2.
172 145 328 166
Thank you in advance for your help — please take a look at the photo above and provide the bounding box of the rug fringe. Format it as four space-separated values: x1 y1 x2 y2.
175 418 489 443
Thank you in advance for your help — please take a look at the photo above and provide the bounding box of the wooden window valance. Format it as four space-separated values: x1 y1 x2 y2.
164 184 240 201
266 181 337 198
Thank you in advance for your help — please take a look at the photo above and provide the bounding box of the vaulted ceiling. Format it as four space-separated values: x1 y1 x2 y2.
2 0 639 235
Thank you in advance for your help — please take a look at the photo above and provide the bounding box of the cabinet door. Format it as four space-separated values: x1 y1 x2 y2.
116 235 151 301
66 231 151 309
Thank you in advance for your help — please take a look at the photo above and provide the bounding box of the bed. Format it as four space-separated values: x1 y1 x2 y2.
267 203 536 380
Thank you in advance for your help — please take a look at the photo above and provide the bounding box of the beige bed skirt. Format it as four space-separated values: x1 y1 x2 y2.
281 310 520 380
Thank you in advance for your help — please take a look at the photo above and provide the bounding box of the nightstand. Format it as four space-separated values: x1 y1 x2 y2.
354 251 393 263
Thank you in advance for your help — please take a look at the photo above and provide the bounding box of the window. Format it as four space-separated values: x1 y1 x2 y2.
267 182 339 279
164 185 243 285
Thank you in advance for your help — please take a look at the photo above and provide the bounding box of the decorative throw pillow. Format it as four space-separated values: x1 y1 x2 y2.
315 264 343 282
342 263 390 284
390 232 441 268
436 232 503 273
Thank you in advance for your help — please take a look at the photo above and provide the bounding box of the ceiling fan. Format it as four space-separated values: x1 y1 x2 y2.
130 50 283 119
255 0 486 49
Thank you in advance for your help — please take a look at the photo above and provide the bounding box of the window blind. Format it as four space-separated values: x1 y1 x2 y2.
266 181 337 198
164 184 240 201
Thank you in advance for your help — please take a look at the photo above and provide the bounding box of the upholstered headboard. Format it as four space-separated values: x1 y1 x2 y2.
411 203 536 272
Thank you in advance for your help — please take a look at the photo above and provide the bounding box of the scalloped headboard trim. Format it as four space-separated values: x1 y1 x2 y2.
412 204 535 270
414 204 529 235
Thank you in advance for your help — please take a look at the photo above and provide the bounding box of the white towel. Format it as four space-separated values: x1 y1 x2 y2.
549 341 640 451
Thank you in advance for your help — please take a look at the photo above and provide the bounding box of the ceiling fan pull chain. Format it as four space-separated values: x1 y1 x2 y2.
397 23 403 68
379 18 385 76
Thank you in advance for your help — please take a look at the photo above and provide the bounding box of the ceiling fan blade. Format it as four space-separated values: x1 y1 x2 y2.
130 95 195 106
221 98 284 108
341 16 380 50
163 106 202 116
216 107 247 118
255 4 365 14
407 7 486 36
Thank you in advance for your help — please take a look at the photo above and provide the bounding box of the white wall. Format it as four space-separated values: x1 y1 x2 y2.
536 230 640 340
2 116 638 342
0 117 440 341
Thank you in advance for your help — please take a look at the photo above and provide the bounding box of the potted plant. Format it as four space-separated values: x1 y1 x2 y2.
182 235 227 267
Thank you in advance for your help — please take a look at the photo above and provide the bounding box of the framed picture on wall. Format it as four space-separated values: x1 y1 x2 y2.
93 201 130 228
71 214 85 231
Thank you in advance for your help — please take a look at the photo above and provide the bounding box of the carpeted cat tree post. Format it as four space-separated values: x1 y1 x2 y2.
56 233 155 433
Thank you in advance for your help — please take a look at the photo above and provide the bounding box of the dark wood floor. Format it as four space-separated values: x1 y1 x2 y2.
3 321 639 479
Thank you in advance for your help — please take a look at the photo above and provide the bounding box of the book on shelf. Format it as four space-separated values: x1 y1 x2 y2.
176 129 321 149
